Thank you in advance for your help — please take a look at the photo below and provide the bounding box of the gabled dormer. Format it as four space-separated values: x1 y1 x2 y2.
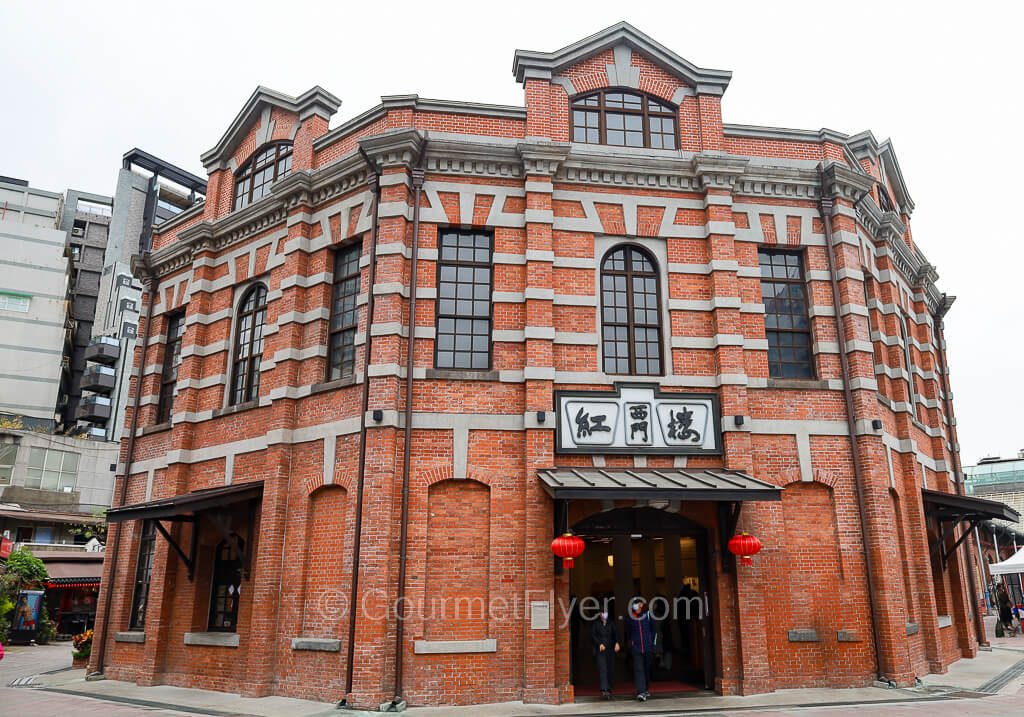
199 86 340 220
512 22 731 151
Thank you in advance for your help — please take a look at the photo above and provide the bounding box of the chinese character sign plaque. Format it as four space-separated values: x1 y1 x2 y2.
555 384 721 455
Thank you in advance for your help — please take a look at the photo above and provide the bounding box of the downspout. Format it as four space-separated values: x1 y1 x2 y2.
816 164 889 683
392 137 428 708
932 304 989 647
91 262 155 675
343 152 381 704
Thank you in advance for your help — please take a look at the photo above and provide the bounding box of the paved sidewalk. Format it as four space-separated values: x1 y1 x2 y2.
6 615 1024 716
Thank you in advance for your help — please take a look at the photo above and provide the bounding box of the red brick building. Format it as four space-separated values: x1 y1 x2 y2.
89 22 1015 709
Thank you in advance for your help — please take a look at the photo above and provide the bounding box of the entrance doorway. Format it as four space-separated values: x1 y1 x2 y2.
568 507 714 697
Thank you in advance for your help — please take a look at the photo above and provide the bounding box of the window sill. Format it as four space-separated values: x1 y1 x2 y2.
184 631 239 647
212 400 259 419
114 631 145 643
309 375 359 395
139 422 172 437
425 368 500 382
291 637 341 652
766 378 831 391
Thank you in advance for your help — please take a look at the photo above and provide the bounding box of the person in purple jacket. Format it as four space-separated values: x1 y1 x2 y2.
625 597 656 701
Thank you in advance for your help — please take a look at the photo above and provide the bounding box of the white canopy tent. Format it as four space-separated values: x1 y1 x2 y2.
990 546 1024 575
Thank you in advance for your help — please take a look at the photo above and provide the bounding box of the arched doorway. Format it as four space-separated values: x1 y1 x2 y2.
568 507 714 697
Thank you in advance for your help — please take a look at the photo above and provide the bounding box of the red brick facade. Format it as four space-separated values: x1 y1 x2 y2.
90 22 982 708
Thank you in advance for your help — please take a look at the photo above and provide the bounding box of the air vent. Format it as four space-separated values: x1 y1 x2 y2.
71 227 85 237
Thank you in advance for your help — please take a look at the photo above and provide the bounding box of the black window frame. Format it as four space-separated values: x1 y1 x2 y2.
156 311 186 424
207 535 244 632
233 141 294 211
229 284 268 406
758 248 815 379
599 244 664 376
570 89 678 150
327 243 362 381
899 311 916 409
128 520 156 630
434 229 494 371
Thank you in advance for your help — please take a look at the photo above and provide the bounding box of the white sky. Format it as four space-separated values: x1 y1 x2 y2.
2 1 1021 466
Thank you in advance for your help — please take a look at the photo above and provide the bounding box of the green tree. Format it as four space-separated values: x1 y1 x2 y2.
1 549 49 643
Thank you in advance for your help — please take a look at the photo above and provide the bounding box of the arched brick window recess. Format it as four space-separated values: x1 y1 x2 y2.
230 284 267 405
600 245 663 376
571 90 677 149
234 141 293 210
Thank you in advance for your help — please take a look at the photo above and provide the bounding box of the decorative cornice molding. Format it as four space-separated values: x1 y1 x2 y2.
517 141 571 176
691 153 748 190
822 161 874 204
359 128 426 171
425 138 523 179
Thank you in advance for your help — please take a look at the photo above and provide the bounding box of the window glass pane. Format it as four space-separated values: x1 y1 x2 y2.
435 231 493 369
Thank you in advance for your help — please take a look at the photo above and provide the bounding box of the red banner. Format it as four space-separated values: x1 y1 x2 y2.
0 537 13 558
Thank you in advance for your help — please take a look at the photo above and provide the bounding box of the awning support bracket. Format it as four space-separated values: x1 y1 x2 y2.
153 518 197 581
942 519 981 568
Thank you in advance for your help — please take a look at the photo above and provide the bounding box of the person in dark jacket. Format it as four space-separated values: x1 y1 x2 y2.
625 597 656 701
590 611 619 699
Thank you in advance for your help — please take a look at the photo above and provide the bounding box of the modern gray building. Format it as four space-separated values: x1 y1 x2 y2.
58 190 114 429
0 177 71 427
77 150 205 441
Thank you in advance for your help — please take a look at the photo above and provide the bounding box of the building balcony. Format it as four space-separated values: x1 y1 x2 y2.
77 394 111 422
80 365 116 393
84 336 120 365
86 426 107 441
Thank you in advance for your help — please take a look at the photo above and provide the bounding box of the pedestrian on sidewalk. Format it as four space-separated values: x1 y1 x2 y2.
591 610 619 699
997 583 1015 635
625 597 657 701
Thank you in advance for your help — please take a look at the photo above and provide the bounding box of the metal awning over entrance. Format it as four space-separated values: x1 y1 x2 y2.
106 482 264 523
538 467 782 502
106 481 263 581
922 488 1020 569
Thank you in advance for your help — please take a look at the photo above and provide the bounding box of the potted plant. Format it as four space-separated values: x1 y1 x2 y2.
71 628 93 668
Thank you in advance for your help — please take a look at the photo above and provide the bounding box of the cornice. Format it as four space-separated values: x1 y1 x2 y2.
424 137 523 179
821 161 874 204
359 128 426 171
517 141 571 176
736 165 821 201
691 153 749 190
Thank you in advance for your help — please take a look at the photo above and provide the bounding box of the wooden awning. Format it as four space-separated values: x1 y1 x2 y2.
106 481 264 523
922 489 1019 524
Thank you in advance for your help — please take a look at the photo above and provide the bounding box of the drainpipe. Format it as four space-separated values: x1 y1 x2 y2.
343 151 381 704
816 164 889 683
932 307 988 646
91 262 155 675
392 137 428 708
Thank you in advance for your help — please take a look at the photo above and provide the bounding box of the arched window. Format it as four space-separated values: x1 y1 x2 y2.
601 246 662 375
208 536 244 632
230 284 267 405
234 141 293 210
571 90 677 149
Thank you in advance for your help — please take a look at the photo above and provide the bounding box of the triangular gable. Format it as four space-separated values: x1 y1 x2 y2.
513 21 731 96
200 86 341 172
847 131 915 214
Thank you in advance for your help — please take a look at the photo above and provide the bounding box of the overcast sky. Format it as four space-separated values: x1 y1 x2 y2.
2 1 1020 465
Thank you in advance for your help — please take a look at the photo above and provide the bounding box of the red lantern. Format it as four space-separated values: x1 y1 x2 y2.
728 533 762 566
552 533 585 568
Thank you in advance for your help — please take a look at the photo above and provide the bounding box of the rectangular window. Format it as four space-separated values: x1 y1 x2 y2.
156 312 186 424
25 447 79 492
328 244 362 381
759 249 814 379
435 230 493 370
129 521 156 629
0 293 30 312
0 443 15 484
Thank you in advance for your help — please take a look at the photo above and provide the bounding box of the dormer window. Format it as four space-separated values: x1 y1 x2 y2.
234 141 293 210
571 90 677 150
